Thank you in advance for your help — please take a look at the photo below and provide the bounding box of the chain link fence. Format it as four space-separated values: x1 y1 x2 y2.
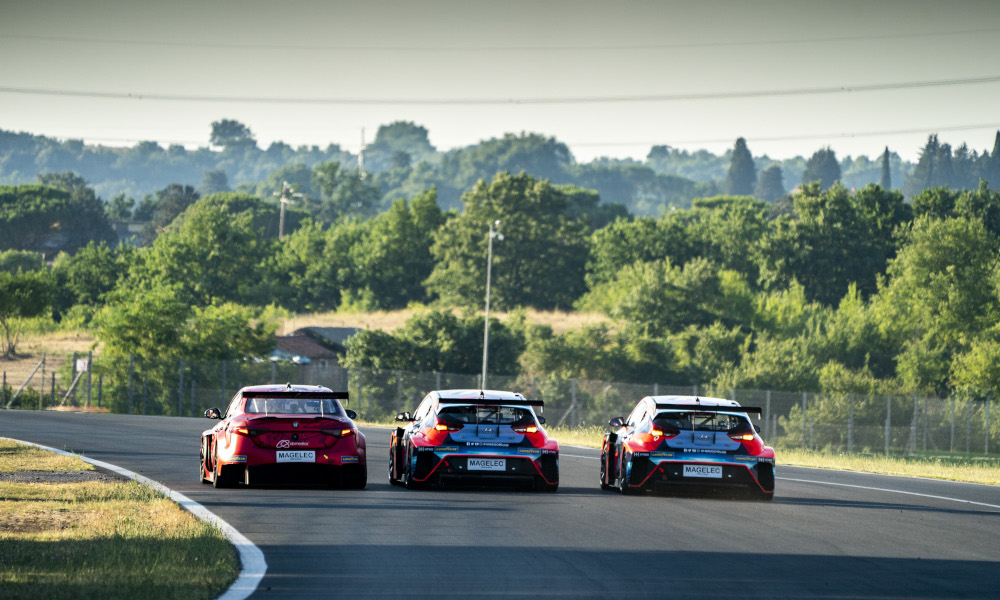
3 355 997 455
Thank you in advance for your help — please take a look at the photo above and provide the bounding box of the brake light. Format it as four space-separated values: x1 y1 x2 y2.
234 426 250 436
321 428 355 437
729 432 755 441
512 425 538 434
433 420 464 432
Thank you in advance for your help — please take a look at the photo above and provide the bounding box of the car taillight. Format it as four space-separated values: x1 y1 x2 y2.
433 420 464 432
729 432 755 441
321 428 355 437
649 427 678 439
233 426 250 436
511 424 538 434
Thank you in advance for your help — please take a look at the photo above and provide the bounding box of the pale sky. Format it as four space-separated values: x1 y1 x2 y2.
2 0 999 163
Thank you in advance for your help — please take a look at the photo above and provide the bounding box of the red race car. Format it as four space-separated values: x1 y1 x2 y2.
201 384 366 488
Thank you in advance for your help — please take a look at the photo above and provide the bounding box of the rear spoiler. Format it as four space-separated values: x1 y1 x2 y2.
242 391 349 402
440 398 544 408
655 403 762 415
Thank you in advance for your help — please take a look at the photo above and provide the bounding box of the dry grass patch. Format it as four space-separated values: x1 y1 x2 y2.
0 442 238 600
279 307 615 335
777 448 1000 486
0 440 93 473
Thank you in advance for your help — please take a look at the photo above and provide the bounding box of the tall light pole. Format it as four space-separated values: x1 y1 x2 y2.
482 220 503 389
275 181 302 239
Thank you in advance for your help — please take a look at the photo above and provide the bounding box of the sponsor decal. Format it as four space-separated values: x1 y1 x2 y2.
276 450 314 463
417 446 438 453
542 449 558 455
341 456 359 463
466 442 510 447
517 448 541 455
229 455 247 462
436 446 459 452
276 439 310 448
650 452 674 458
292 421 299 428
757 457 775 464
683 448 725 454
631 452 650 457
734 456 757 462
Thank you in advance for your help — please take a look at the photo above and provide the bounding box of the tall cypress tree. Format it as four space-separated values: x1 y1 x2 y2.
880 147 892 189
725 137 757 196
986 131 1000 188
902 134 940 197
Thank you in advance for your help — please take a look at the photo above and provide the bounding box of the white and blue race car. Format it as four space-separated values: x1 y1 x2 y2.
601 395 775 499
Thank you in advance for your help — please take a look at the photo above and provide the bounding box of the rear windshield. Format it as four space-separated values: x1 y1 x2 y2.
244 397 342 416
653 410 747 432
439 405 535 425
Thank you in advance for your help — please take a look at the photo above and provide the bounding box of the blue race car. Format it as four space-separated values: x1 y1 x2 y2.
600 395 774 499
389 389 559 491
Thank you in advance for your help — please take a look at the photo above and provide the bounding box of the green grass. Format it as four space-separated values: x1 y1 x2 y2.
0 439 95 472
0 441 239 600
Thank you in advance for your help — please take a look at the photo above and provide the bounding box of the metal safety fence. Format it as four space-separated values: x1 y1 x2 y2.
2 355 997 455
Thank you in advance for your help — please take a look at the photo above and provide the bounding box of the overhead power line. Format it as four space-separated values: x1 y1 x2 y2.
2 75 999 106
568 123 1000 148
4 28 999 52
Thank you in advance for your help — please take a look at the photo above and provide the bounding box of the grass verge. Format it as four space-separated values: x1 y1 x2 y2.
0 440 239 600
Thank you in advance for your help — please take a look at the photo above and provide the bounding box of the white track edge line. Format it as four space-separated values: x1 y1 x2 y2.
777 476 1000 510
2 437 266 600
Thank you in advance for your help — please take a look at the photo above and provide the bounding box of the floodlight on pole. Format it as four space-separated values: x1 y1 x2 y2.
274 181 303 239
481 220 503 389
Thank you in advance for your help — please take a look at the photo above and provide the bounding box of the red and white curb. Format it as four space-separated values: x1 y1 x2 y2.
2 437 266 600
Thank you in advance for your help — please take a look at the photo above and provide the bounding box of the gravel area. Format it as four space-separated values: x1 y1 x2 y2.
0 468 127 484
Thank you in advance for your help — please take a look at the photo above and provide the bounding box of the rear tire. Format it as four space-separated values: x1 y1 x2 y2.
536 478 558 492
213 462 239 488
403 447 422 490
342 464 367 489
599 446 614 491
200 441 211 484
618 453 637 495
388 443 402 486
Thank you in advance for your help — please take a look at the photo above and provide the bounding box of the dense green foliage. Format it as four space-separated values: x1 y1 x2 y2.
7 124 1000 416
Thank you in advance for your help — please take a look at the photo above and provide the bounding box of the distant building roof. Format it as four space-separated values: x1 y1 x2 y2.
293 327 360 350
275 333 338 360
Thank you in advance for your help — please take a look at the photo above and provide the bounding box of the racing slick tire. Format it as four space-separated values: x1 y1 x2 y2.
342 464 367 489
618 452 637 495
213 461 240 488
403 447 423 490
536 478 559 493
388 443 403 486
200 440 211 484
599 447 614 491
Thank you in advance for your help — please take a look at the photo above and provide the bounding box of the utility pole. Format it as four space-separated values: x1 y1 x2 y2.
359 128 367 181
275 181 302 239
481 221 503 389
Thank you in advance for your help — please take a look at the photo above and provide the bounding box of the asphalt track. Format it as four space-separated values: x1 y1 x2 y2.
2 410 999 599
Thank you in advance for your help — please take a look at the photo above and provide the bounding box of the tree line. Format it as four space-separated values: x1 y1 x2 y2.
4 165 1000 416
5 120 998 220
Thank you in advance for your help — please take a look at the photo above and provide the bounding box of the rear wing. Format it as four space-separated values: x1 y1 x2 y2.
440 398 544 408
242 390 349 403
655 402 761 416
